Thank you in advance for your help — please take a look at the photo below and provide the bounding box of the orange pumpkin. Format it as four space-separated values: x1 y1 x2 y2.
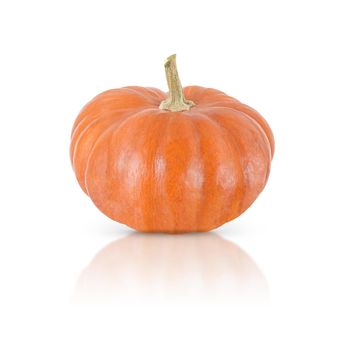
70 55 274 233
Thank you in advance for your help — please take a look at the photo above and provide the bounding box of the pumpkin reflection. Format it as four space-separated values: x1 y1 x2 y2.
74 233 268 302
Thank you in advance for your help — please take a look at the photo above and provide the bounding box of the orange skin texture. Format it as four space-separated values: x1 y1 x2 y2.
70 86 274 233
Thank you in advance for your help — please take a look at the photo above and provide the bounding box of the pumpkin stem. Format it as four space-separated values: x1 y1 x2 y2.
159 54 195 112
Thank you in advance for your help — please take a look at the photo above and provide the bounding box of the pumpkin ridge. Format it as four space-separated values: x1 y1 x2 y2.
205 108 271 211
71 108 146 186
84 108 159 197
71 107 143 146
122 86 165 105
163 113 206 232
73 113 138 191
200 98 240 108
137 115 170 230
71 89 129 131
152 114 175 230
227 107 273 181
71 108 136 168
72 88 156 133
190 87 240 106
85 110 163 229
236 104 275 158
203 111 253 215
195 87 227 101
71 107 133 141
183 86 208 102
195 112 246 222
184 113 204 231
144 87 166 101
74 111 136 193
159 114 194 232
207 106 272 162
106 113 159 229
206 103 274 158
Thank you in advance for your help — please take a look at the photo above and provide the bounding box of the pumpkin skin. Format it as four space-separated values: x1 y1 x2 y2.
70 84 274 233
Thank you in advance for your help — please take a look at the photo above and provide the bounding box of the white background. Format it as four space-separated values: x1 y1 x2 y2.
1 0 347 348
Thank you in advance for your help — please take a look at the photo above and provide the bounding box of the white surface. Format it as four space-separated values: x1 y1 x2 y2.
1 0 347 348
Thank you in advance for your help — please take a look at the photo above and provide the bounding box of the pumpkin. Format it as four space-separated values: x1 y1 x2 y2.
70 55 274 233
74 233 268 301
